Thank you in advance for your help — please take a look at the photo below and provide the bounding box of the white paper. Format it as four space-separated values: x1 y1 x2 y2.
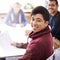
0 31 26 58
0 31 12 49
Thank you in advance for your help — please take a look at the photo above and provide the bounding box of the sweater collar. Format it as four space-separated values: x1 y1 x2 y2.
50 11 60 17
29 26 51 39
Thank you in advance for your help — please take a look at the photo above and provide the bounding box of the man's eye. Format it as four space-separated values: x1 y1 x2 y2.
37 20 41 22
48 4 55 6
32 19 34 21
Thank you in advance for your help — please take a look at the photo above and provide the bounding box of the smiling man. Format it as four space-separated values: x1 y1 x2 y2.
47 0 60 49
18 6 54 60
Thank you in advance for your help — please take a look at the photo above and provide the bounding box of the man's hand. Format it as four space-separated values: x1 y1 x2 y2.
11 41 16 47
12 23 16 27
20 24 24 27
25 30 32 36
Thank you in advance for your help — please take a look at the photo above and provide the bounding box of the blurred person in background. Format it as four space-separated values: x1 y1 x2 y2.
47 0 60 49
6 2 27 27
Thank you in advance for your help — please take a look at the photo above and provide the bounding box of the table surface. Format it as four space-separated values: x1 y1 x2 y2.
0 47 26 58
0 24 32 58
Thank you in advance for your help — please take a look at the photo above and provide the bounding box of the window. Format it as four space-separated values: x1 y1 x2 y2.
0 0 46 13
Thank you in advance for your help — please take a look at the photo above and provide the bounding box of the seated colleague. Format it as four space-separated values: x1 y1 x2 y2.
47 0 60 49
6 2 27 27
11 6 54 60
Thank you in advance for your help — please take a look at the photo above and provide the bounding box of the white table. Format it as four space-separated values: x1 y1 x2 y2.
0 47 26 60
0 24 30 60
0 46 26 58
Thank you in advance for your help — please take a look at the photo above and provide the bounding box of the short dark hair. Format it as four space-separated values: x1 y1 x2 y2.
15 2 21 6
49 0 58 6
31 6 50 21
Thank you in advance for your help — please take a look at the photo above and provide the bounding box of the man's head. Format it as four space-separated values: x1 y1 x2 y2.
31 6 50 32
12 2 21 14
47 0 58 16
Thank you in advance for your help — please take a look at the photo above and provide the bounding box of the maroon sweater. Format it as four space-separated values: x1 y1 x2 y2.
19 26 54 60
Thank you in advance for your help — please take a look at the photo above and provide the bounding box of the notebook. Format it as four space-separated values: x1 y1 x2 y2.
0 31 12 49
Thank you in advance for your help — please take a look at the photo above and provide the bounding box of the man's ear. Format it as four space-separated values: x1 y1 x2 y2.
45 21 49 26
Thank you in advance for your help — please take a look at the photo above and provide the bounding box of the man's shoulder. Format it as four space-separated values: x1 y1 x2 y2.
54 11 60 19
56 11 60 16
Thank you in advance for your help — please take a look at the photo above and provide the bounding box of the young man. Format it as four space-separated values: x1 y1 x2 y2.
47 0 60 49
18 6 54 60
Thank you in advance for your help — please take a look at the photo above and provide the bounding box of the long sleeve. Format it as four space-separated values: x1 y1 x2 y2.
19 40 46 60
20 10 27 26
16 43 28 49
5 11 13 26
18 42 36 60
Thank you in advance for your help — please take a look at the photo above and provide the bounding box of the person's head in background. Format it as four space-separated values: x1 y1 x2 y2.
30 6 50 33
12 2 21 14
47 0 58 16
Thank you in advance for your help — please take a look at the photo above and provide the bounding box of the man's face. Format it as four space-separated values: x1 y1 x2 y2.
30 14 48 33
47 1 58 15
13 4 21 14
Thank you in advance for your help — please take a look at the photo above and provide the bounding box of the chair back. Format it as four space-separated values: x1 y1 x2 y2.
46 52 55 60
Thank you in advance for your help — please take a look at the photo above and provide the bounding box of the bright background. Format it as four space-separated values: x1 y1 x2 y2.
0 0 48 13
0 0 60 13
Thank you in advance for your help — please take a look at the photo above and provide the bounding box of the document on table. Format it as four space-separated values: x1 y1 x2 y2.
0 31 26 58
0 31 12 49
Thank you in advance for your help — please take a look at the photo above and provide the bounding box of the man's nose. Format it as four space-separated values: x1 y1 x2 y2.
33 21 37 26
